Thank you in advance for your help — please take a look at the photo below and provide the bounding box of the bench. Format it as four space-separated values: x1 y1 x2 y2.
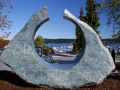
43 55 53 60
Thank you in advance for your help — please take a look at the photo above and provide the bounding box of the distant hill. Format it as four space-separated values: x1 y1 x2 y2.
44 38 110 44
44 39 75 43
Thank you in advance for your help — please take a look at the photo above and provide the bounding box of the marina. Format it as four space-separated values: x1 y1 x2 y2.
45 43 120 54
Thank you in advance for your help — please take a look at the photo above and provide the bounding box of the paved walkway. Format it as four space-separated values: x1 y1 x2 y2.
0 60 13 71
44 53 76 64
115 54 120 62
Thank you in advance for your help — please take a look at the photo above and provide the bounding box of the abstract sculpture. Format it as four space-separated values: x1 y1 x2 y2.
0 7 115 89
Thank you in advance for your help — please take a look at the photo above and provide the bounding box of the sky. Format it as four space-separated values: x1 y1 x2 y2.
2 0 113 40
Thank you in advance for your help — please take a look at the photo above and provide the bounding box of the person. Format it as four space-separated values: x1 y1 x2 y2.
111 48 118 73
106 46 117 73
111 48 115 64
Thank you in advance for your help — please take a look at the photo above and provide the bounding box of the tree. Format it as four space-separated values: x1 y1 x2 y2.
42 44 46 51
110 30 120 43
100 0 120 41
34 35 45 47
75 0 101 53
85 0 100 35
75 7 85 53
0 0 13 38
100 0 120 36
72 41 77 51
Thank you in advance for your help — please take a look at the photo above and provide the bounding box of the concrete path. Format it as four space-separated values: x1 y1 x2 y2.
44 53 76 64
115 54 120 62
0 60 13 71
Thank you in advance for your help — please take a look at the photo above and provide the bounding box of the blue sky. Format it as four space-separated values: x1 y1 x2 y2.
3 0 113 40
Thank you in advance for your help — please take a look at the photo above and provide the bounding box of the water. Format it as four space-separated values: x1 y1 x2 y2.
104 43 120 50
45 43 73 48
45 43 120 52
45 43 73 52
104 43 120 47
104 43 120 52
46 43 120 48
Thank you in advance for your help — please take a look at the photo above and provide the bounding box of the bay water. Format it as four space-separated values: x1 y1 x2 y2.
45 43 73 48
45 43 120 52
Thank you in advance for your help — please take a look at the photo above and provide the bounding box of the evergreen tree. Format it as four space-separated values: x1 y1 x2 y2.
75 7 84 53
85 0 100 35
75 0 101 53
79 7 84 21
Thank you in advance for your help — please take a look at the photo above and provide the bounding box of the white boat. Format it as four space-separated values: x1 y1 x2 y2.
58 50 63 53
52 46 57 49
67 45 73 49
